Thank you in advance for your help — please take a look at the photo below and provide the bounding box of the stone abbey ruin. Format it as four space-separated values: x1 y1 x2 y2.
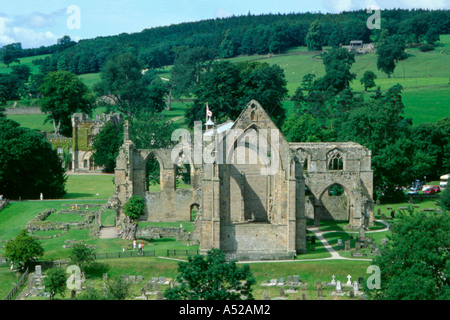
111 100 374 260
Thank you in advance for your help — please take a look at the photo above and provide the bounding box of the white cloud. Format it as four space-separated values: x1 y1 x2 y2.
0 15 60 48
322 0 355 13
400 0 447 10
216 8 233 19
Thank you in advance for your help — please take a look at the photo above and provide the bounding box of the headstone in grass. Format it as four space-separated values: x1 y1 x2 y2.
359 225 366 239
345 240 351 251
280 287 286 298
263 290 270 300
35 265 42 276
293 275 300 285
355 241 361 251
156 291 163 300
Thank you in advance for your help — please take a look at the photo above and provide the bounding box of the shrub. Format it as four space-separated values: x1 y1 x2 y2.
419 44 435 52
123 195 145 220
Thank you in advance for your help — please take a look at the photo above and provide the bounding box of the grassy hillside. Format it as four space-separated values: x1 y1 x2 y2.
2 35 449 131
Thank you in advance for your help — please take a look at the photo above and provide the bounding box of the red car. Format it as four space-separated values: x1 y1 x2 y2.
431 186 441 193
423 186 440 195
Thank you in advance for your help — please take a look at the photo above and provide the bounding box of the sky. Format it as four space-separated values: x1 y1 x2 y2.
0 0 449 48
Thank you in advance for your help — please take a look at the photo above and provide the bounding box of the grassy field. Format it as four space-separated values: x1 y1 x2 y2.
63 174 115 200
0 54 51 75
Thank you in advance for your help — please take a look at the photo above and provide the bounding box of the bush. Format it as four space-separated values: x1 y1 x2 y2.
419 44 435 52
438 187 450 211
123 195 145 220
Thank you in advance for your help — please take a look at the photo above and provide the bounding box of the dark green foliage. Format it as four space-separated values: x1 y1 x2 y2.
439 187 450 212
186 61 288 128
39 70 94 136
366 210 450 300
43 268 68 300
0 43 21 67
313 48 356 93
282 113 335 143
419 44 435 52
360 70 377 91
4 229 44 272
95 52 165 120
305 20 323 51
92 121 123 173
123 195 145 221
69 242 96 272
165 248 256 300
0 118 66 199
376 34 408 78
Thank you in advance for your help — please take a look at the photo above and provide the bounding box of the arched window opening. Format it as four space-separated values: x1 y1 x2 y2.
146 154 160 192
328 152 343 171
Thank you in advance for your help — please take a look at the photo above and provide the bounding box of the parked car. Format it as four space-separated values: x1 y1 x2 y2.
408 189 419 195
423 188 433 195
431 186 441 193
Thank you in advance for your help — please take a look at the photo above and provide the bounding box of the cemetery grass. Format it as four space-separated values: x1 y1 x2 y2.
246 259 371 300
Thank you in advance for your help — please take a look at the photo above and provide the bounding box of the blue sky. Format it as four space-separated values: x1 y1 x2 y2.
1 0 449 48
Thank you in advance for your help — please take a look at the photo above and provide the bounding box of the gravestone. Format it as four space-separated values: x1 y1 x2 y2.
349 290 355 299
353 281 359 294
263 290 270 300
346 275 352 286
293 275 299 284
336 281 342 292
35 265 42 276
337 239 343 247
331 275 336 285
302 293 306 300
345 240 351 251
280 287 286 298
156 291 163 300
359 226 366 239
317 287 323 299
286 276 292 285
376 199 380 206
355 241 361 251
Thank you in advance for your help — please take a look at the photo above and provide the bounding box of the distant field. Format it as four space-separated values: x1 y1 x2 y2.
0 54 50 75
2 35 448 130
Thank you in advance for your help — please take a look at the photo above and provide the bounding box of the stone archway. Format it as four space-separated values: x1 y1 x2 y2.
318 183 349 221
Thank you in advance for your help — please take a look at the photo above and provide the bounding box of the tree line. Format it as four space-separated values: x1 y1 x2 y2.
2 9 447 76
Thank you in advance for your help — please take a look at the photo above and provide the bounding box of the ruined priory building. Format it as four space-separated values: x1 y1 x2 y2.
112 100 374 260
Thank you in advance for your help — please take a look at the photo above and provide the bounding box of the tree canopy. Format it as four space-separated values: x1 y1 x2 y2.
165 248 256 300
366 210 450 300
0 118 66 199
4 229 44 271
39 70 94 137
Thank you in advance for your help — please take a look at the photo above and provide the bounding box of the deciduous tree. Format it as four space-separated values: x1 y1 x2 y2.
165 248 256 300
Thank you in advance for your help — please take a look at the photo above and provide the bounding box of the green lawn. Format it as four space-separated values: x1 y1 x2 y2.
63 174 115 200
6 113 54 132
